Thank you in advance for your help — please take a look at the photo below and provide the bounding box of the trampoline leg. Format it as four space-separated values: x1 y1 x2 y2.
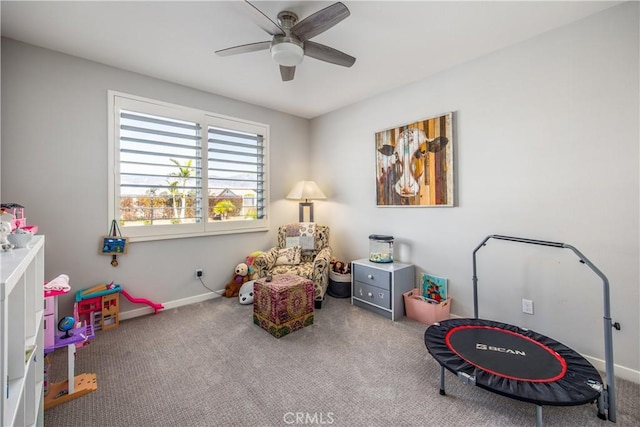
597 391 607 420
439 365 446 395
588 378 608 420
536 405 543 427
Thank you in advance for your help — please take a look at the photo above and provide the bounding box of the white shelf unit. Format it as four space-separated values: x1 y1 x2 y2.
1 235 45 427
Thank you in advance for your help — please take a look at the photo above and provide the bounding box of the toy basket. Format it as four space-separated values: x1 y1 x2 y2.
403 288 451 325
328 270 351 298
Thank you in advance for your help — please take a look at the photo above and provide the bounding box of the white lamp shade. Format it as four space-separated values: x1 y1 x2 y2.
286 181 327 201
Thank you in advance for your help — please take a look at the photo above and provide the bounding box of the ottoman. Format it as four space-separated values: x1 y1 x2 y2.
253 273 314 338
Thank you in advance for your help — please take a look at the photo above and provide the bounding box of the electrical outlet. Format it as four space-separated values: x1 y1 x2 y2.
195 269 203 279
522 298 534 315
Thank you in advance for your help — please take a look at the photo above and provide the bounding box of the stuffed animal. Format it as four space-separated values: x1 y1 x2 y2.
245 251 263 280
330 258 351 275
224 263 249 298
238 280 255 305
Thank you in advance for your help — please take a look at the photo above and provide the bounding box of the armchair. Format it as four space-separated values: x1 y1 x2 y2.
254 223 332 308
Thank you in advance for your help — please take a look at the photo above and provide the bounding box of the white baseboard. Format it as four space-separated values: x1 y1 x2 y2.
584 354 640 384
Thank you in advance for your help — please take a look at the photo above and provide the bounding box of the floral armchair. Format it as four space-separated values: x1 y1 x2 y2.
254 223 332 308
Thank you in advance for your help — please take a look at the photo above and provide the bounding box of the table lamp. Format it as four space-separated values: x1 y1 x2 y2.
286 181 326 222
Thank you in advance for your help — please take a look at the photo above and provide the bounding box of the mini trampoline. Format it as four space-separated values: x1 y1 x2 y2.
424 235 618 426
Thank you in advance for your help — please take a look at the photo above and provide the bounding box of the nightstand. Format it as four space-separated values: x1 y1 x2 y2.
351 259 415 320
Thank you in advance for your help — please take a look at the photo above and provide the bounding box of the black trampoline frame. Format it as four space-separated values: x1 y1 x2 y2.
425 234 617 426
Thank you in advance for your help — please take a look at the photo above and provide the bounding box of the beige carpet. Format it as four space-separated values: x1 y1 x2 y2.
44 295 639 426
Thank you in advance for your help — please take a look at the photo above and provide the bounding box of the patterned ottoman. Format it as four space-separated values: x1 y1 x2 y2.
253 273 314 338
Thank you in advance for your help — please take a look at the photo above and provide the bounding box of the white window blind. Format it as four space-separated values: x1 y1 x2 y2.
108 91 269 241
207 126 265 222
119 110 202 225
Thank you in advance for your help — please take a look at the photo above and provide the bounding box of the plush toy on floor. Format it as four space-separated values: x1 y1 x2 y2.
238 280 255 305
245 251 263 280
224 263 249 298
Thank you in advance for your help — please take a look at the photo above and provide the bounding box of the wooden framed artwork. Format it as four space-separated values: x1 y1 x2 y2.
100 236 129 255
375 112 454 206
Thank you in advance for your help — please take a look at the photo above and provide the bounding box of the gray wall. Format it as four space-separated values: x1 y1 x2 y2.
1 38 310 318
2 2 638 381
310 2 639 379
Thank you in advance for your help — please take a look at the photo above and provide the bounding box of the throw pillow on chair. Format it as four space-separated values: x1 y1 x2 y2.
275 246 301 265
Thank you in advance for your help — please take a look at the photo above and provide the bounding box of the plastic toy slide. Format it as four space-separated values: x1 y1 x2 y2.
120 289 164 314
75 282 121 302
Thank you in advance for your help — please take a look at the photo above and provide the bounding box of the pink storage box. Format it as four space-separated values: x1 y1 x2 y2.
403 288 451 325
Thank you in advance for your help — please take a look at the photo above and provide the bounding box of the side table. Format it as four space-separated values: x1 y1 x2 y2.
351 259 415 320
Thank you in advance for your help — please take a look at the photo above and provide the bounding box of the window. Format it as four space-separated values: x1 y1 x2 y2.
108 91 269 241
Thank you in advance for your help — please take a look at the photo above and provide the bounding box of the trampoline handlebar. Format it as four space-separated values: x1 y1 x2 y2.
562 244 617 422
489 234 565 248
472 234 617 422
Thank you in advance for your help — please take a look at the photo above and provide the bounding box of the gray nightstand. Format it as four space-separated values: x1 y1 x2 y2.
351 258 415 320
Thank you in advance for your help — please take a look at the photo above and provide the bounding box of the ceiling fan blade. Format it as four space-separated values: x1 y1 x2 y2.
215 41 271 57
304 41 355 67
280 65 296 82
243 1 285 36
291 2 350 41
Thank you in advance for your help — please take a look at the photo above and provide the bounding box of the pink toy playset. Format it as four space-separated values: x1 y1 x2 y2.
0 202 38 234
43 275 97 410
74 282 164 332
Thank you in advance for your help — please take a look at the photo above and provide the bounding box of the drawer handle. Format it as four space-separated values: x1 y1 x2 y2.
367 274 374 280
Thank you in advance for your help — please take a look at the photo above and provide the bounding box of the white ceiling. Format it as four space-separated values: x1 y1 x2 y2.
1 1 621 119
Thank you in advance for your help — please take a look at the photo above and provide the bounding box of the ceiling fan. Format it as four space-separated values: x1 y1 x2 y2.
215 1 356 82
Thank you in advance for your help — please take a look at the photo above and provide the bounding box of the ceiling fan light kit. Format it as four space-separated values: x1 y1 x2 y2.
216 1 355 81
271 38 304 66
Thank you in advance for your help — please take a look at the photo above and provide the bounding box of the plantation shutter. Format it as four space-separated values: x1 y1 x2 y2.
207 126 265 221
119 110 202 224
110 91 269 239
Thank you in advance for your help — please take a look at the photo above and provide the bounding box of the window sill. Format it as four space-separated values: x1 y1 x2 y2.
127 225 269 243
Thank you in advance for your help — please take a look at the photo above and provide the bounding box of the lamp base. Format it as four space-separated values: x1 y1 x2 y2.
298 202 314 222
